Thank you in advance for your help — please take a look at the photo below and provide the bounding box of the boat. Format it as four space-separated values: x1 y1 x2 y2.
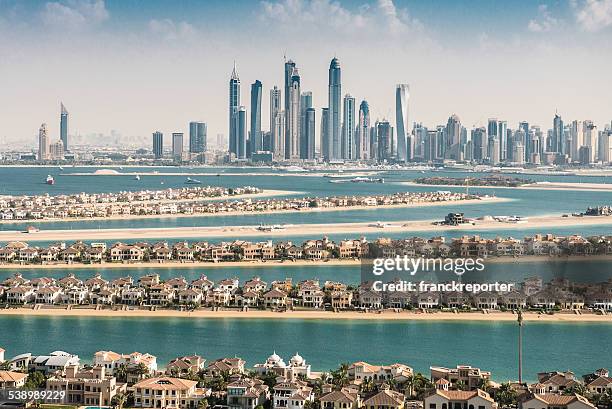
185 177 202 185
45 175 55 185
134 175 141 181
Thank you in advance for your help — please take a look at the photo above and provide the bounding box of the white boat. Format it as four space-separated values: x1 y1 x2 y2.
45 175 55 185
134 175 141 181
185 177 202 185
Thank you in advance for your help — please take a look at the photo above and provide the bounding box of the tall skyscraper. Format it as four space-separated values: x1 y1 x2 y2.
357 101 370 160
328 57 342 160
236 106 247 159
189 122 207 153
519 121 530 161
286 68 301 160
152 131 163 159
302 108 315 160
471 127 487 161
498 120 508 161
229 63 240 156
172 132 184 160
284 60 297 159
553 113 564 154
342 94 355 159
446 114 462 160
270 86 281 137
570 120 584 161
300 92 313 159
272 110 285 161
250 80 262 154
60 103 69 152
376 120 393 161
395 84 410 162
321 108 330 161
38 123 49 161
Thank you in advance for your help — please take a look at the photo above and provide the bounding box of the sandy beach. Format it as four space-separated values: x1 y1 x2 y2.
0 196 508 230
402 181 612 192
0 211 610 242
0 307 610 322
1 254 611 271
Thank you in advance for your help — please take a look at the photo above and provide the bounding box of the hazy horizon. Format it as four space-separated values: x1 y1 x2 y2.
2 0 612 146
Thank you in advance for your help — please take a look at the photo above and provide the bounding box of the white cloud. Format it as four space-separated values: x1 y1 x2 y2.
528 4 558 32
259 0 423 38
148 19 198 41
573 0 612 31
41 0 109 29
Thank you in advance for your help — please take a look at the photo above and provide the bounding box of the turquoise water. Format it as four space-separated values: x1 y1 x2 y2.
1 167 611 231
0 315 610 382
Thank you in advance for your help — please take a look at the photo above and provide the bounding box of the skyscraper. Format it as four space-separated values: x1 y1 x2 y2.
189 122 207 153
342 94 355 159
236 106 247 159
376 120 393 161
286 68 301 160
498 120 508 161
321 108 330 161
357 101 370 160
302 108 316 160
300 92 313 159
229 63 240 157
172 132 184 160
60 103 69 152
328 57 342 160
284 60 297 159
270 86 281 135
250 80 262 154
446 114 462 160
272 110 285 161
471 127 487 161
553 113 564 154
152 131 163 159
38 123 49 161
395 84 410 162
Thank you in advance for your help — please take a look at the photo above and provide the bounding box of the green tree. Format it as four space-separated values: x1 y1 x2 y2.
112 392 131 409
197 399 209 409
25 371 46 389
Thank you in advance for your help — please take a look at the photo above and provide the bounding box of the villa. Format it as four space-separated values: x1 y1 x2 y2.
520 394 596 409
45 365 126 407
133 376 211 409
0 370 27 388
424 388 498 409
430 365 491 391
226 378 270 409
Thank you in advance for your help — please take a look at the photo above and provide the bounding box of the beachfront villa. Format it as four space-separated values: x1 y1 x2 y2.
320 388 362 409
348 362 413 384
227 378 270 409
45 364 126 406
272 379 314 409
519 393 596 409
362 385 406 409
6 350 80 374
430 365 492 391
133 376 211 409
166 355 206 376
424 388 498 409
93 350 158 384
254 352 311 379
0 370 27 388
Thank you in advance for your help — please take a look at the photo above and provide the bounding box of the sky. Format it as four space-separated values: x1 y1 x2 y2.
1 0 612 147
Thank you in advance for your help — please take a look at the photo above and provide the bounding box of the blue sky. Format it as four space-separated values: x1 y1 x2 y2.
1 0 611 146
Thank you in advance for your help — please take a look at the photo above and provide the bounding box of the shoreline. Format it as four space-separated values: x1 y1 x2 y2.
1 254 611 270
0 196 508 227
0 308 610 322
0 212 610 242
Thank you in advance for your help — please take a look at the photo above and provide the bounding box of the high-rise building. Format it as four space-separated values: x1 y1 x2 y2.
302 108 316 160
376 120 393 161
342 94 355 160
236 106 247 159
570 120 584 161
250 80 263 154
152 131 163 159
328 57 342 160
216 134 225 149
519 121 530 161
321 108 330 161
284 59 297 159
300 92 313 159
552 113 564 154
50 140 64 160
498 120 508 161
60 103 69 152
38 123 49 161
395 84 410 162
229 63 240 156
445 114 462 160
189 122 207 153
357 101 370 160
172 132 184 160
272 110 285 161
471 127 487 161
286 68 301 160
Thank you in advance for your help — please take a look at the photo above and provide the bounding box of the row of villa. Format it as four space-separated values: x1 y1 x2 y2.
0 191 474 221
0 347 610 409
1 233 612 265
2 273 611 311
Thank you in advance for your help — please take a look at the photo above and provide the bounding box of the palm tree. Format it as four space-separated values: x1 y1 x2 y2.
360 378 375 394
403 375 415 398
494 383 518 408
112 392 130 409
477 378 492 392
563 384 588 396
455 380 467 391
115 364 128 383
0 361 11 370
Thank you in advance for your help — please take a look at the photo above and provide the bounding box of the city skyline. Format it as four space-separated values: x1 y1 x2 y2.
1 0 612 146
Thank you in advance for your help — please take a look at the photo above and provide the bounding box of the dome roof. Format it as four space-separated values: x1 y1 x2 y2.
290 353 304 365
